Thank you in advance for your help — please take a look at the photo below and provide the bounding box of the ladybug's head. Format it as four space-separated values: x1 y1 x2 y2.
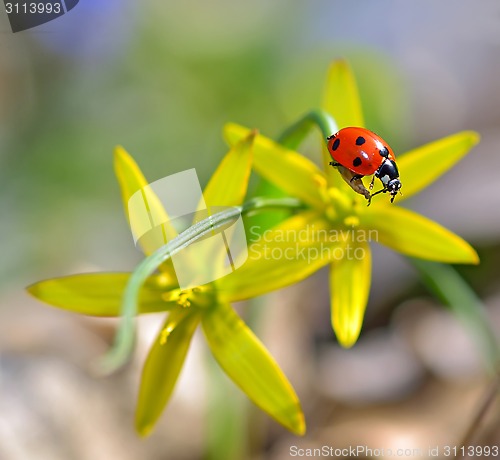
386 178 402 202
377 159 402 203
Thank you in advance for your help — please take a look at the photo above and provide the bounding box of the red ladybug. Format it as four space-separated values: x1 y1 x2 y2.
327 127 402 204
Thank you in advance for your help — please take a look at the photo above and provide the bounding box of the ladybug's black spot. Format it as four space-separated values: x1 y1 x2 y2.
379 146 389 157
353 157 362 167
332 138 340 151
355 136 366 146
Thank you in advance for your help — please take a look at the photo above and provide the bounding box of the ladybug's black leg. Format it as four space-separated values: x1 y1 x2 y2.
367 187 387 207
349 174 364 183
329 161 341 167
369 175 375 190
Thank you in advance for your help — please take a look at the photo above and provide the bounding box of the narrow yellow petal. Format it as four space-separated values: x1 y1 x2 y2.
217 212 336 302
114 146 176 255
319 60 364 187
203 131 255 207
195 132 255 274
330 241 371 348
135 311 200 437
397 131 480 201
202 302 305 435
114 146 167 225
362 206 479 264
223 123 327 209
322 59 365 129
26 273 177 316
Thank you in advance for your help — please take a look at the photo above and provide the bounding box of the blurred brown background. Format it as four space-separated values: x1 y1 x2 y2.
1 1 500 459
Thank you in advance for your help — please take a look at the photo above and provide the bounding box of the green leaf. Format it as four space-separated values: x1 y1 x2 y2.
411 259 499 374
224 123 327 209
361 206 479 264
135 310 200 436
202 302 305 435
397 131 480 201
216 212 336 302
322 59 365 129
26 273 176 316
330 241 371 348
203 131 255 207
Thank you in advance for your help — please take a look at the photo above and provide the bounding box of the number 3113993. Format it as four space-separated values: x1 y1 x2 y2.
5 2 62 14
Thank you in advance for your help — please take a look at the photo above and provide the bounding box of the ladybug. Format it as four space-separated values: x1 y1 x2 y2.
327 127 402 205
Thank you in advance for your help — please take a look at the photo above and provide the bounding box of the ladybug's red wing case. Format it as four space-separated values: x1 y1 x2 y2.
327 127 402 205
327 127 394 176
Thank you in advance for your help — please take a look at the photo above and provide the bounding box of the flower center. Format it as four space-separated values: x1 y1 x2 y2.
323 187 362 229
161 285 217 310
343 215 360 227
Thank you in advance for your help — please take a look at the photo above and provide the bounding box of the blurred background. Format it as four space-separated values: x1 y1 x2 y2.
1 1 500 459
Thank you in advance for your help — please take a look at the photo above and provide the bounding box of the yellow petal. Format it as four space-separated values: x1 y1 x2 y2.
135 310 200 436
202 302 305 435
217 212 337 302
330 241 371 348
223 123 327 209
321 59 366 187
203 131 255 207
396 131 480 201
193 132 255 274
322 59 365 129
26 273 177 316
114 146 176 255
362 206 479 264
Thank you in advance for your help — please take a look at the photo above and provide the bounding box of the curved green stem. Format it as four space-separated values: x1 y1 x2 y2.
278 109 338 149
411 258 499 374
98 197 305 373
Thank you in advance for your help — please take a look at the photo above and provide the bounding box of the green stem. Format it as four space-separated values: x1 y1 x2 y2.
278 109 338 149
245 110 338 236
98 198 304 373
411 258 500 374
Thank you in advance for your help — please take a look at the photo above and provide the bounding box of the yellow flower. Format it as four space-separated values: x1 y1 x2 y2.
222 59 479 348
26 59 481 439
28 134 305 437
